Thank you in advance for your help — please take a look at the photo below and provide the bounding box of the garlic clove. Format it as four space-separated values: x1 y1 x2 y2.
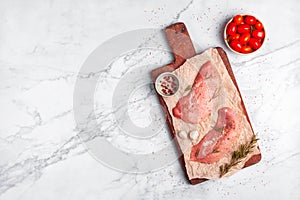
178 130 187 139
189 130 199 141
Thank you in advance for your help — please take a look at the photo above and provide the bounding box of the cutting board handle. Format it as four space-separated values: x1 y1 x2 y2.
164 22 196 69
151 22 196 80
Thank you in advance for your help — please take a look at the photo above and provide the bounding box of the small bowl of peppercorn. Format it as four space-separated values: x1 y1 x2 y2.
155 72 180 97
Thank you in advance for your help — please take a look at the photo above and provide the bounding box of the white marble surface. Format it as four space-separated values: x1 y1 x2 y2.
1 0 300 199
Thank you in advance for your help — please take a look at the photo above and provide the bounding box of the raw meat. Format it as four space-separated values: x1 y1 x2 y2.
190 107 240 163
172 61 219 124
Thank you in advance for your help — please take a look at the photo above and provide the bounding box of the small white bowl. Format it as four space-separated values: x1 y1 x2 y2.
155 72 179 97
224 14 266 55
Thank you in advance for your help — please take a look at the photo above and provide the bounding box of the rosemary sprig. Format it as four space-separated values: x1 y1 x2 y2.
219 134 259 177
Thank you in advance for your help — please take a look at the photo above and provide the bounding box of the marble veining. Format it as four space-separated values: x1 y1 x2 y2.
0 0 300 199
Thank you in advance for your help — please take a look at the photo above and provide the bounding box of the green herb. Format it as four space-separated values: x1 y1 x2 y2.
213 149 220 153
250 25 255 33
219 134 259 177
185 85 192 92
195 149 200 157
214 127 224 132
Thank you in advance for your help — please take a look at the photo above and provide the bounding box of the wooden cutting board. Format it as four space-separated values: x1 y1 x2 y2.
151 22 262 184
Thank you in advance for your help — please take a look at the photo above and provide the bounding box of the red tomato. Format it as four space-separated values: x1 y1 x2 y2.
244 15 257 25
249 38 262 50
255 21 264 30
233 15 243 25
229 40 243 52
241 46 253 53
228 33 240 41
252 30 265 39
226 22 237 35
237 24 250 34
239 33 251 44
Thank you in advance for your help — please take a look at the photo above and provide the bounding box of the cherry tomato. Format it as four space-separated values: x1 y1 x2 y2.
249 38 262 50
229 40 243 52
233 15 243 25
226 22 237 35
241 46 253 53
252 30 265 39
255 21 263 30
239 33 251 44
244 15 257 25
237 24 250 34
228 33 240 41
